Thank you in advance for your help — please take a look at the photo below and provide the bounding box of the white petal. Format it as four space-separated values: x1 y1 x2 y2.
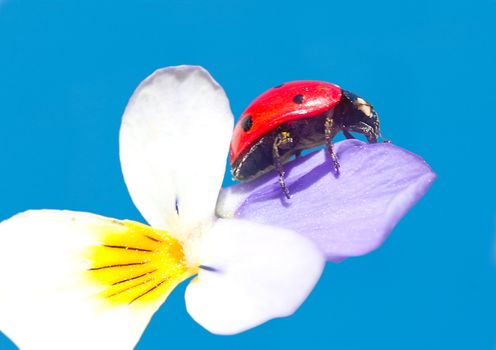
120 66 234 236
184 218 325 335
0 210 193 350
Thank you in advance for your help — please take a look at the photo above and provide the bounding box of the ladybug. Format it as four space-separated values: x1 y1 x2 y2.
230 81 383 199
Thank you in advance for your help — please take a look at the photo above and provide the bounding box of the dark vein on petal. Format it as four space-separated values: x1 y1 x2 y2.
111 269 158 286
103 244 153 252
199 265 220 272
88 262 148 271
128 278 169 304
144 235 163 243
106 277 155 299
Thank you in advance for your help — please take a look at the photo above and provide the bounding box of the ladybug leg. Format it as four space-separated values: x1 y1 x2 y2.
273 132 292 199
343 129 355 139
294 150 302 159
324 113 340 175
357 122 379 143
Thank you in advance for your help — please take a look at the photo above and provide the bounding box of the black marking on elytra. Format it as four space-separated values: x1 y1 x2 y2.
112 269 158 286
241 115 253 132
103 244 153 253
88 261 148 271
274 83 284 88
293 94 304 104
199 265 220 272
129 277 170 304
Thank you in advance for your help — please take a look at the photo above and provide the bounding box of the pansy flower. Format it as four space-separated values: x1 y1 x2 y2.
0 66 435 350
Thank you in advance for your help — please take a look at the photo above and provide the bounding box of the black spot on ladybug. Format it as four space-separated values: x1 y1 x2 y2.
241 115 253 132
293 94 304 104
274 83 284 88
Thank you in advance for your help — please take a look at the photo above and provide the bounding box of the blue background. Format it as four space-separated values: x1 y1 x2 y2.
0 0 495 349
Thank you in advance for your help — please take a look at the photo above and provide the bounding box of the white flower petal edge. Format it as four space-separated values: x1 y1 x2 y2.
0 210 189 350
120 65 234 236
185 218 325 335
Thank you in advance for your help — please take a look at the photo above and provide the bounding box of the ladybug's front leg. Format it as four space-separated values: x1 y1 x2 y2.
324 112 340 176
272 132 293 199
356 122 379 143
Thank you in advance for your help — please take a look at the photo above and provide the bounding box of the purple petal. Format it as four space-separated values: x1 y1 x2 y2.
217 140 436 262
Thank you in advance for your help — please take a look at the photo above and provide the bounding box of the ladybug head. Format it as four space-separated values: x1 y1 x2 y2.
340 90 380 143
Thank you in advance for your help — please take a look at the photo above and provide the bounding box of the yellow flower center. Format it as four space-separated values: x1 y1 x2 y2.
86 219 197 306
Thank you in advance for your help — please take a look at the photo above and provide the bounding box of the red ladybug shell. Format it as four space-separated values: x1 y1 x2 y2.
230 81 342 166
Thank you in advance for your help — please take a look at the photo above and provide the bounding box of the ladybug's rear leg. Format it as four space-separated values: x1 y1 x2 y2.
324 113 340 175
272 132 292 199
343 130 355 139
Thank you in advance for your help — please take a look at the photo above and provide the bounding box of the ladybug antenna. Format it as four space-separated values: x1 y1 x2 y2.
379 132 391 144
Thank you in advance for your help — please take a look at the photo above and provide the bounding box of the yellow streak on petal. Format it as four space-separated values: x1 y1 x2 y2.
85 219 197 306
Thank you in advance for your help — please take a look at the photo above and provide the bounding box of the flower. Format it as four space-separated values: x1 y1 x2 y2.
217 138 436 262
0 65 435 350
